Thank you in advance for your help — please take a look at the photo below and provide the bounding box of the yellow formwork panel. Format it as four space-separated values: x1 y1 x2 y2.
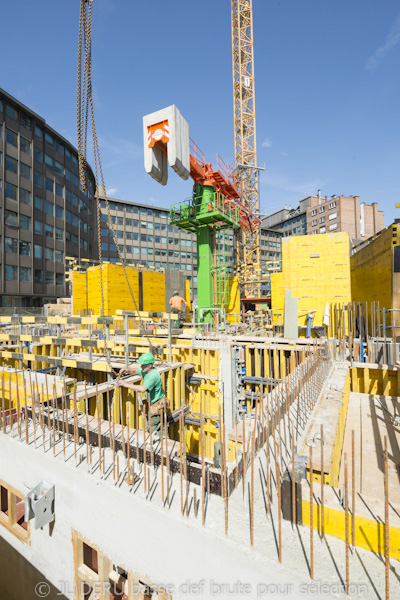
351 365 400 396
351 224 394 309
142 270 165 312
224 277 240 324
302 500 400 559
271 233 351 336
71 265 167 315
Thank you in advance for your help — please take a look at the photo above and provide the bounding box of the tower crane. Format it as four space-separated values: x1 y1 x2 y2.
231 0 264 306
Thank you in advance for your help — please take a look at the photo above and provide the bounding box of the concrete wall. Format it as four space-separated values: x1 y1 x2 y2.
0 434 285 600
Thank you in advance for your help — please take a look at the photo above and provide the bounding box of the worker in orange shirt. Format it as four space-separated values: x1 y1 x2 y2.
169 290 187 329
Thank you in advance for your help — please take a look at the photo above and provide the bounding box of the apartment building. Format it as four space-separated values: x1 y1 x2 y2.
263 192 384 241
306 194 384 238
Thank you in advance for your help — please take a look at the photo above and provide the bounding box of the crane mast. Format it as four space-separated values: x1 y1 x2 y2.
231 0 261 303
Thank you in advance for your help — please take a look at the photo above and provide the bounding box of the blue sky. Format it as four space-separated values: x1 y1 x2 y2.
1 0 399 225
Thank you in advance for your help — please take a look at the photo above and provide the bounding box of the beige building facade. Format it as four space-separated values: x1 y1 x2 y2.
306 194 384 239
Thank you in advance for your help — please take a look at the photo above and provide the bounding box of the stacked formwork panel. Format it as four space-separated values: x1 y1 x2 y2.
71 264 167 315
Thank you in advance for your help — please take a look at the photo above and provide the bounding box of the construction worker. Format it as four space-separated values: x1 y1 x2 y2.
118 353 169 435
169 290 187 328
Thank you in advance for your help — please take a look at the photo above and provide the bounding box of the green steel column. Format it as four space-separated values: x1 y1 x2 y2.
196 185 215 323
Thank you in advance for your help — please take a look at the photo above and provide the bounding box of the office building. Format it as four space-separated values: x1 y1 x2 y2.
0 89 97 307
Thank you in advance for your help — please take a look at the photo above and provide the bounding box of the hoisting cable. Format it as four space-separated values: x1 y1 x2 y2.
76 0 160 376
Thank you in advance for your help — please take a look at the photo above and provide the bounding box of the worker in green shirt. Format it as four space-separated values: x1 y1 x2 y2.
118 352 169 435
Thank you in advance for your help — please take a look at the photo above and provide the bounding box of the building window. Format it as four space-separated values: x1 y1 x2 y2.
45 248 54 261
34 196 43 211
56 273 64 285
5 237 18 253
45 177 53 193
5 210 18 227
35 270 43 283
55 250 63 263
329 201 337 209
329 223 338 231
0 480 29 544
5 154 17 174
45 132 54 148
45 272 54 284
34 221 43 235
20 162 31 180
34 172 43 187
312 219 317 226
5 182 17 200
320 216 325 223
19 267 31 282
20 241 31 256
20 113 32 130
55 160 63 175
329 212 337 220
319 206 325 213
18 188 31 206
45 155 54 170
5 128 17 147
55 140 64 155
6 104 18 120
55 228 63 241
34 245 42 259
55 205 64 219
35 125 43 139
311 209 317 216
20 137 31 155
45 224 53 237
4 265 17 280
45 200 54 216
320 226 326 233
20 215 31 230
312 230 318 235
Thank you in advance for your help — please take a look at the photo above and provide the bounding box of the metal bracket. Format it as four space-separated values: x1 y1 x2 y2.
24 481 55 530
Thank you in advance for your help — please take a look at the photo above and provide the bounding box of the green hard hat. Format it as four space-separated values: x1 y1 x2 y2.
173 290 179 295
137 352 155 365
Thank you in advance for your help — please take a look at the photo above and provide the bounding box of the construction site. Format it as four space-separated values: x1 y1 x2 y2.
0 1 399 600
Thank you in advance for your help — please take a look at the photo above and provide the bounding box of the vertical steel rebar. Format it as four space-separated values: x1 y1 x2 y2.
200 400 205 525
310 445 314 579
160 407 164 503
352 430 355 548
292 422 295 525
266 392 270 515
179 411 184 515
143 403 147 494
384 437 389 600
14 369 20 438
277 443 282 563
321 423 324 540
1 368 5 434
344 453 350 595
96 384 101 473
84 384 89 464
